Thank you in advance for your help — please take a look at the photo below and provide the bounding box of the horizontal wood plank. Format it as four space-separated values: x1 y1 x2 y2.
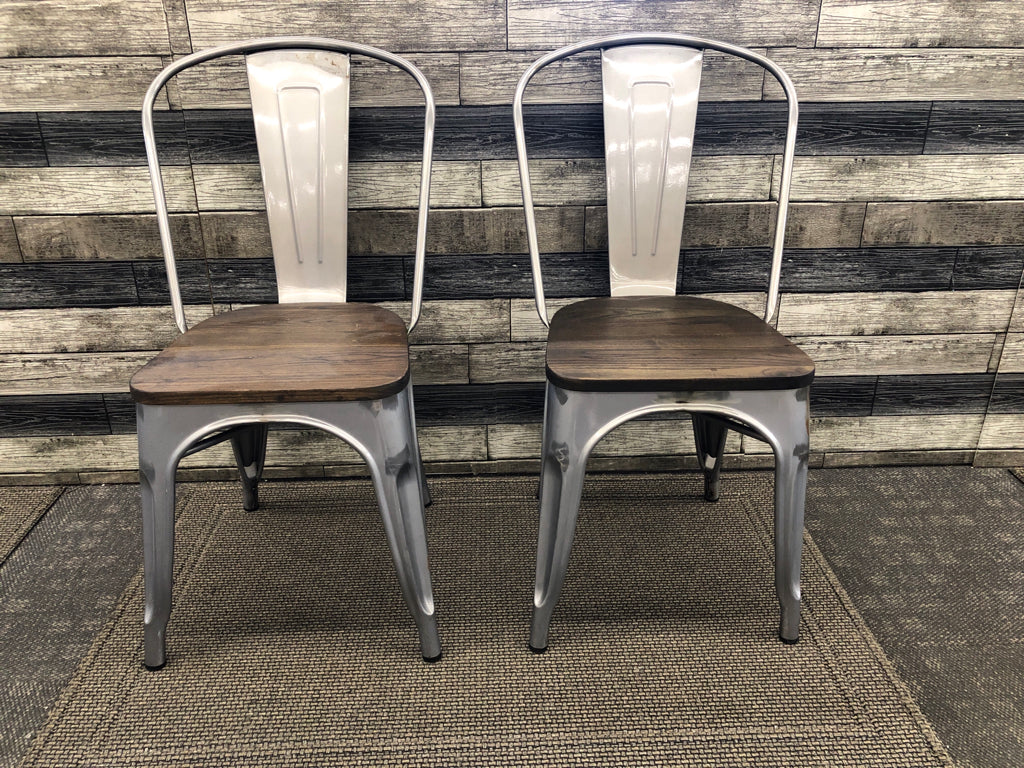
38 111 189 166
0 394 111 436
780 415 985 453
0 113 46 166
778 290 1017 336
15 214 203 261
862 201 1024 247
0 262 140 308
0 57 168 112
0 217 19 263
0 0 171 56
460 50 766 105
469 342 546 384
0 352 152 395
817 1 1024 47
989 373 1024 413
192 162 481 210
410 344 469 385
507 0 820 49
185 0 505 51
924 102 1024 155
872 374 995 416
0 167 196 215
483 157 773 207
764 49 1024 102
978 413 1024 450
795 334 997 376
379 300 510 345
776 155 1024 202
995 333 1024 373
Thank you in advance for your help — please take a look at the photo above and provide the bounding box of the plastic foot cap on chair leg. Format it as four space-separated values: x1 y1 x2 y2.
423 652 442 663
144 660 166 671
778 632 799 645
528 643 548 654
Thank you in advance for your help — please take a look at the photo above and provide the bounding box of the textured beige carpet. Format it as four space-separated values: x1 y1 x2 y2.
21 474 951 766
0 486 62 565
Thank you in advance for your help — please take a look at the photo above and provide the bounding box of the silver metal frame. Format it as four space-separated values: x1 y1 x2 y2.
513 33 799 326
137 38 440 667
515 35 809 652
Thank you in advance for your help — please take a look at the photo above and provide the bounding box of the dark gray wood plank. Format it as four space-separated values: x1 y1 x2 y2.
199 212 271 261
0 395 110 437
132 259 211 305
0 114 46 167
818 1 1024 47
953 248 1024 291
873 374 995 416
989 374 1024 414
412 383 546 425
0 218 20 263
15 214 203 262
39 112 188 166
863 202 1024 247
925 102 1024 155
203 258 406 304
508 0 821 48
0 0 171 56
185 0 505 50
103 393 137 434
0 262 138 309
407 253 608 301
809 376 876 418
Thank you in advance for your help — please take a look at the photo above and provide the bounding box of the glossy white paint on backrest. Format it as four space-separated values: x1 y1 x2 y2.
602 45 702 296
246 50 351 303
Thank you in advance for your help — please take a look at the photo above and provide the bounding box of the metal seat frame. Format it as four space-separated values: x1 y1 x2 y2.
513 33 811 651
137 37 440 668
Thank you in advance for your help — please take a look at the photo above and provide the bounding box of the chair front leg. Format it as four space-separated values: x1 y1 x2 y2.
230 423 269 511
692 413 729 502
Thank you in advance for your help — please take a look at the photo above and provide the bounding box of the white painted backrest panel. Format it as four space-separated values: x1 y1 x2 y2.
246 50 351 303
602 45 703 296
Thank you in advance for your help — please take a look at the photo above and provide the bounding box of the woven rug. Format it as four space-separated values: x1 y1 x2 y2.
21 474 951 766
0 486 63 565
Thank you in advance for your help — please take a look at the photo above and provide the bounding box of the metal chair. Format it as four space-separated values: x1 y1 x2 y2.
131 38 440 668
513 34 815 652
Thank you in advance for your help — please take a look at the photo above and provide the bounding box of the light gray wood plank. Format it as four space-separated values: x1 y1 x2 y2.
193 163 480 210
765 49 1024 102
0 167 195 215
0 57 169 112
487 420 741 461
0 217 20 263
862 201 1024 246
0 305 219 354
0 435 139 473
995 333 1024 372
0 0 171 56
468 343 546 384
460 49 766 105
778 291 1017 336
483 157 772 207
978 414 1024 450
795 334 997 376
16 214 203 261
161 0 192 55
818 1 1024 47
186 0 504 51
174 54 461 108
1008 295 1024 334
586 202 865 250
507 0 820 49
822 450 974 468
410 344 469 385
379 300 510 344
776 155 1024 202
0 352 152 395
743 415 985 454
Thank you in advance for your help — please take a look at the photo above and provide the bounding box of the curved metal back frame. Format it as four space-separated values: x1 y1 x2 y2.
142 36 436 334
512 33 799 326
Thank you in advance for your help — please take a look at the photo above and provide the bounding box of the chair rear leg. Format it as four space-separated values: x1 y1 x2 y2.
230 424 269 511
692 414 729 501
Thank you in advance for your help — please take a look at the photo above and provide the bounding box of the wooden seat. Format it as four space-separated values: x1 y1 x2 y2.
134 38 441 670
513 34 814 653
130 304 410 405
547 296 815 392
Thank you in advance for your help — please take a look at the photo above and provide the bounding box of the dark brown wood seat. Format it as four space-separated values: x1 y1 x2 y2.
130 304 410 406
546 296 816 392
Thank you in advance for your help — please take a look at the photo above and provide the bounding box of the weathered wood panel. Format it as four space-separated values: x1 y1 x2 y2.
817 1 1024 47
482 157 773 207
460 50 766 105
410 345 469 385
0 167 196 215
0 434 139 472
825 450 974 468
988 373 1024 413
764 49 1024 102
469 343 546 384
413 383 545 425
384 300 510 345
925 102 1024 155
0 217 19 263
0 0 171 56
977 414 1024 450
0 394 111 436
162 0 192 55
0 352 151 395
810 376 876 417
38 112 189 166
862 201 1024 247
174 54 461 108
873 374 995 416
0 57 168 112
0 262 139 308
15 214 203 261
410 253 608 301
953 248 1024 291
192 162 481 210
795 335 997 376
185 0 504 51
995 333 1024 373
0 305 215 353
776 155 1024 202
777 291 1017 336
0 113 46 166
507 0 820 49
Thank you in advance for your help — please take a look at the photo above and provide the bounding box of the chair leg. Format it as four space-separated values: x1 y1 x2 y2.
692 414 729 502
364 391 441 661
230 424 269 511
406 385 431 508
531 384 595 653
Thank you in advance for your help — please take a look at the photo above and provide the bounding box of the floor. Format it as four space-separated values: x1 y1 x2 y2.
0 466 1021 767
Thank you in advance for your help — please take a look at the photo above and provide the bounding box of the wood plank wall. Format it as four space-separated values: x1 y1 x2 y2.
1 0 1023 482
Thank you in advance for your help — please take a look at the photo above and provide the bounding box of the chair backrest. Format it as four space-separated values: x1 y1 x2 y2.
513 33 799 325
142 37 435 333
